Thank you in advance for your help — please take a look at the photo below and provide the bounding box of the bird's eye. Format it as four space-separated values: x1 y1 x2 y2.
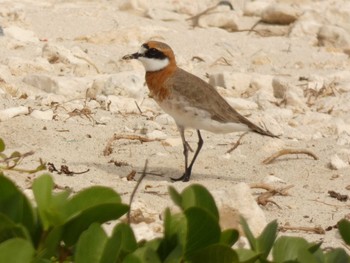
148 48 158 55
145 48 167 59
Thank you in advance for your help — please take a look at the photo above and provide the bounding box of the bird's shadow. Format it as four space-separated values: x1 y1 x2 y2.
76 160 243 183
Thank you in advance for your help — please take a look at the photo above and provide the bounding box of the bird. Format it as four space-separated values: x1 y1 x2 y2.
123 41 277 182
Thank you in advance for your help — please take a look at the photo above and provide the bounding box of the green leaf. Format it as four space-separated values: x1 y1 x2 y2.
163 245 183 263
240 216 257 251
181 184 219 221
32 173 70 226
235 248 260 263
36 226 63 259
75 223 108 263
325 248 350 263
0 238 35 263
100 229 122 263
220 229 239 247
101 223 137 263
184 207 221 258
168 186 182 209
256 220 278 258
158 209 186 262
188 244 238 263
0 138 5 152
63 202 129 246
297 248 319 263
0 174 36 237
0 214 30 242
272 236 309 262
65 186 122 218
32 174 55 230
338 219 350 246
124 246 161 263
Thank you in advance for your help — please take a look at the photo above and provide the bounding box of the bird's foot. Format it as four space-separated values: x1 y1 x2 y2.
171 171 191 182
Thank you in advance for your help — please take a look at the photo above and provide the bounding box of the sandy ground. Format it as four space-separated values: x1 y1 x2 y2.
1 0 350 250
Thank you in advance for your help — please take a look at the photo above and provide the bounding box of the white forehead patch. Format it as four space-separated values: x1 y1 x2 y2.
138 46 147 55
138 57 169 72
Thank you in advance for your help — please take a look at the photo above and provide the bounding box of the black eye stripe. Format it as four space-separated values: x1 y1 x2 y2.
144 47 167 59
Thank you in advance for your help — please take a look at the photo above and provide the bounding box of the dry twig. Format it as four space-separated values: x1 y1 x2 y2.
250 183 294 208
65 106 96 124
103 134 165 156
127 160 148 224
309 199 350 208
187 1 233 27
126 170 137 181
279 225 325 235
47 162 89 176
226 132 248 153
263 149 318 164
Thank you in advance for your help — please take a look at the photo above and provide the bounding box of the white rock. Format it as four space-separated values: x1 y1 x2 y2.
250 74 274 94
253 90 276 109
198 11 239 31
118 0 149 15
87 78 105 99
209 72 252 96
289 17 322 41
22 74 58 93
272 77 288 99
261 4 300 25
107 95 139 114
244 0 272 17
317 25 350 48
284 88 306 109
212 182 267 235
103 72 144 99
146 130 167 140
7 57 53 76
272 79 305 110
0 106 29 121
30 109 53 120
262 175 286 184
147 8 186 21
23 74 90 97
329 154 348 170
0 64 14 83
226 97 258 110
155 113 174 126
42 43 96 76
4 26 38 43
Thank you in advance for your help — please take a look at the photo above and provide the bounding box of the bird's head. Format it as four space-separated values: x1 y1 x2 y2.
123 41 176 72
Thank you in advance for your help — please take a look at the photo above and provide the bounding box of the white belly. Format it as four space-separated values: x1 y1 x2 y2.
158 99 250 134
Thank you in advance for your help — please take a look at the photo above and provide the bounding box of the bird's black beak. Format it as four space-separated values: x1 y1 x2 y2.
122 52 141 60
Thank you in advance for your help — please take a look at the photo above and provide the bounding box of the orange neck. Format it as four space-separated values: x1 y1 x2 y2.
145 64 177 101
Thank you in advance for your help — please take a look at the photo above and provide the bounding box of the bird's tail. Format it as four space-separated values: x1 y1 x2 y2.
241 116 278 138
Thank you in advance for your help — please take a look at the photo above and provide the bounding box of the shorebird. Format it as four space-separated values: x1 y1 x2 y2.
123 41 276 182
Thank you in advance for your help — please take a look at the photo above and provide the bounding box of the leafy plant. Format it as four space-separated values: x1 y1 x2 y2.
0 138 45 173
0 136 349 262
0 173 129 262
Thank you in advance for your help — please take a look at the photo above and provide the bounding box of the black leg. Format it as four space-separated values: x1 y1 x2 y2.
171 130 204 182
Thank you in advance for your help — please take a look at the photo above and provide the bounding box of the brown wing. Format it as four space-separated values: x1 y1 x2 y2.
166 68 276 137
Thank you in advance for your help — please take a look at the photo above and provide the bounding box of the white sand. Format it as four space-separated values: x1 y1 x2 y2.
1 0 350 249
